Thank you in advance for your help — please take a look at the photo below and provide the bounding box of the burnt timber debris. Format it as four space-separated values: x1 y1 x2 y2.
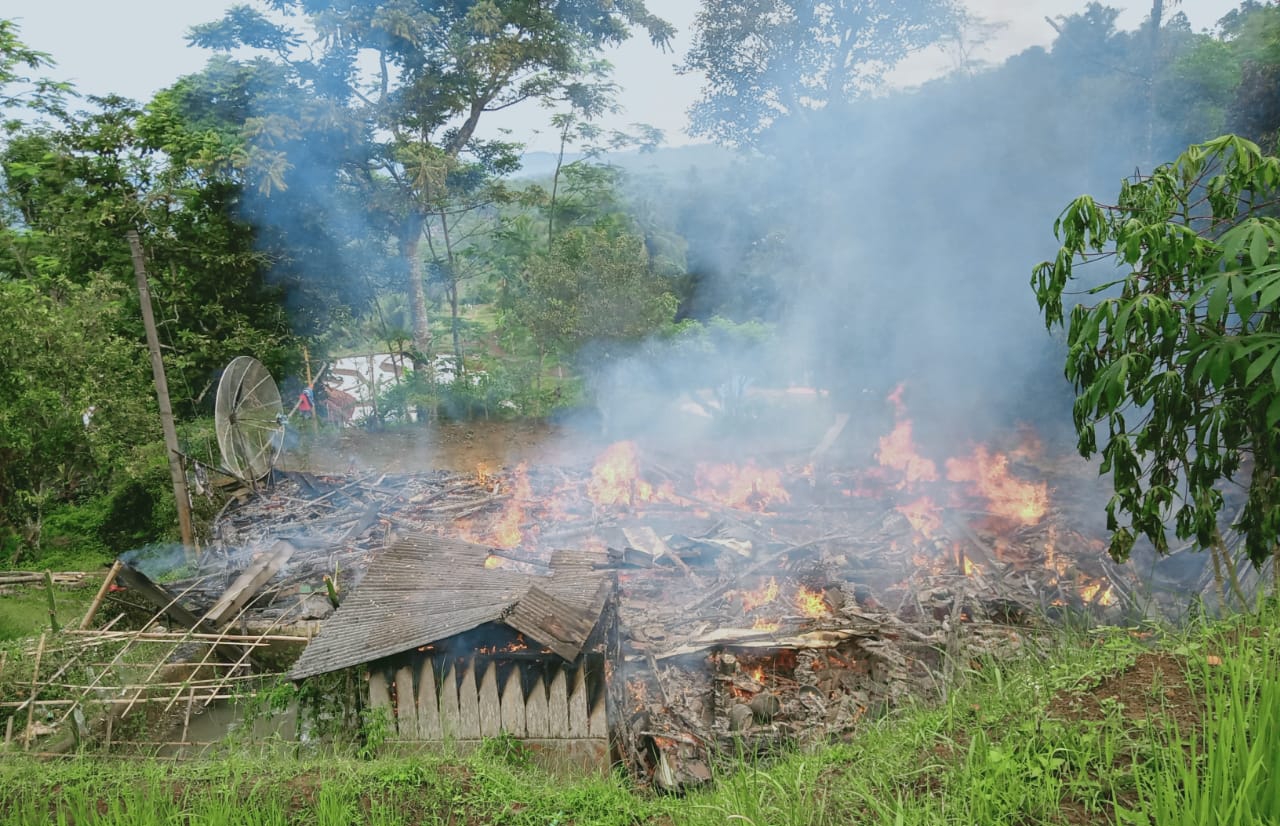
11 440 1216 780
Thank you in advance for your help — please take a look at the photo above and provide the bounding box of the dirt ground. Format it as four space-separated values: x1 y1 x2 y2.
280 419 594 475
279 394 858 476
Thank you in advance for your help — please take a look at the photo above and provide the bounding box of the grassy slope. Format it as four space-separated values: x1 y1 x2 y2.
1 605 1278 825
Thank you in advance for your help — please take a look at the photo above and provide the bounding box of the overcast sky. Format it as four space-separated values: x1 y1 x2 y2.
8 0 1248 151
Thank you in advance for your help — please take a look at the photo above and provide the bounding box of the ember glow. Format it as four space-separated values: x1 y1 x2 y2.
795 587 828 618
897 496 943 539
1043 525 1070 576
1080 581 1117 607
946 446 1048 524
740 577 779 612
752 618 780 632
694 461 790 512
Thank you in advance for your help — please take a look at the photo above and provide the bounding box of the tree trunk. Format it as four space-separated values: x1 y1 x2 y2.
450 282 463 373
401 215 431 369
400 214 432 424
438 207 464 375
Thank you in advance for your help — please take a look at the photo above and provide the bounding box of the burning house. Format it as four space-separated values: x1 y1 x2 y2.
41 384 1192 780
137 390 1156 783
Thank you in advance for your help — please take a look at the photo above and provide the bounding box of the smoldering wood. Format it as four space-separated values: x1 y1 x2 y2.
201 540 295 626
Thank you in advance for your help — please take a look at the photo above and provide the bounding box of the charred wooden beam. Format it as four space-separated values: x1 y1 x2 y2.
114 562 265 668
201 540 295 627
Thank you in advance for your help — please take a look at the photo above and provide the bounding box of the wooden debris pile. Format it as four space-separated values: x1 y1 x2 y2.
130 440 1146 785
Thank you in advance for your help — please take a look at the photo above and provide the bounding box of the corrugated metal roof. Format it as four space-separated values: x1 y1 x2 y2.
289 534 610 680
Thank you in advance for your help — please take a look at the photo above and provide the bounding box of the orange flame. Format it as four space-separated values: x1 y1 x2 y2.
897 496 943 539
587 441 680 506
694 461 790 511
1043 524 1070 576
1080 581 1117 607
795 587 828 618
962 555 980 577
945 446 1048 524
876 419 938 487
486 462 532 548
484 555 504 570
751 618 780 632
740 577 779 612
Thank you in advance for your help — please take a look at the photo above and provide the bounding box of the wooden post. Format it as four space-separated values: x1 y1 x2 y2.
42 570 59 633
126 230 195 557
23 633 46 750
302 346 318 435
79 561 123 630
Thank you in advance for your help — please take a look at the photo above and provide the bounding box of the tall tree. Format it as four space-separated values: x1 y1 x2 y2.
682 0 965 148
190 0 673 371
2 94 295 404
1033 135 1280 574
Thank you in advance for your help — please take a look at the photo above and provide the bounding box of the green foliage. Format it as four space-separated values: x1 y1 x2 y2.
0 86 295 564
505 221 678 361
1033 134 1280 565
684 0 966 148
357 706 394 760
1120 622 1280 825
187 0 674 363
0 18 68 115
0 272 154 564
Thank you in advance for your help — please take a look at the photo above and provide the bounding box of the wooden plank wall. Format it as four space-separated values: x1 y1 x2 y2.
367 656 606 742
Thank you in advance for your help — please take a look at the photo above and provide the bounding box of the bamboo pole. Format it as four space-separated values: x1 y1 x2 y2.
65 630 310 644
179 686 196 754
194 600 304 714
54 577 211 729
23 633 46 750
79 561 123 630
38 672 271 693
157 594 276 716
127 229 195 556
43 571 59 633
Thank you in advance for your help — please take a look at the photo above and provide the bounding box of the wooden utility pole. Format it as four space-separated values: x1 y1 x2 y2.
127 230 196 556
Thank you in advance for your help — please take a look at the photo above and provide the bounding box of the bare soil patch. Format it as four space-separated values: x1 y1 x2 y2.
1047 651 1202 731
281 420 600 475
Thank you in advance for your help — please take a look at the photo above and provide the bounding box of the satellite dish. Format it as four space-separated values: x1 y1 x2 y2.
214 356 284 480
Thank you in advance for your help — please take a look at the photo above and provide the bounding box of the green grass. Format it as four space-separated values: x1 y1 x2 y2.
0 580 99 642
2 606 1280 825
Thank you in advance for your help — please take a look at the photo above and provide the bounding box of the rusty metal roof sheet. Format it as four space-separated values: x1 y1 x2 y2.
289 534 610 680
